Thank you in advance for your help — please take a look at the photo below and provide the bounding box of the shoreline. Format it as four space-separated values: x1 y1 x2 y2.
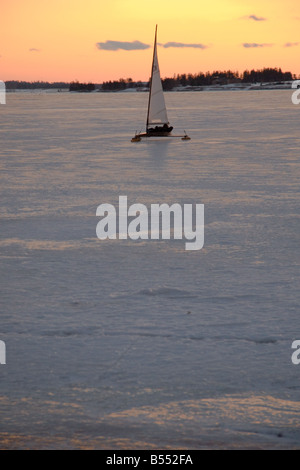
5 81 295 94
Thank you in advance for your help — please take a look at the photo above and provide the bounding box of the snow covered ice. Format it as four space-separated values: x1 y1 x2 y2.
0 90 299 449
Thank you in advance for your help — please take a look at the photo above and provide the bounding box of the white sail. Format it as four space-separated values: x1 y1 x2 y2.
147 26 169 127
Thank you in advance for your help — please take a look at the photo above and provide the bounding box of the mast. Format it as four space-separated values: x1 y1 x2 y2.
146 24 158 131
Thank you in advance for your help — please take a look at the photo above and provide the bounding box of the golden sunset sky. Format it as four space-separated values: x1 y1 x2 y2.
1 0 299 82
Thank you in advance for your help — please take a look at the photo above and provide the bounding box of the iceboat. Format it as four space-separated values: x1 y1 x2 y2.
131 25 191 142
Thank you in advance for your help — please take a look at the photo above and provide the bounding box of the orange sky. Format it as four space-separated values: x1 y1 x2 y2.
0 0 299 82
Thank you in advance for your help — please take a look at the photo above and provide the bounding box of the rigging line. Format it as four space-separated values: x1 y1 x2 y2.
149 107 169 120
146 24 158 129
151 89 164 97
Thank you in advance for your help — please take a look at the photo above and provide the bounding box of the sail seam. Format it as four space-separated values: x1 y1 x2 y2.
151 107 168 117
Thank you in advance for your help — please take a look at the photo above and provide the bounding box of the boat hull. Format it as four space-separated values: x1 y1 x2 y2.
131 133 191 142
142 132 172 137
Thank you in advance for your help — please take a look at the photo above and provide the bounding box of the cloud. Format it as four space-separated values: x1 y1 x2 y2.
29 48 41 52
96 40 150 51
247 14 267 21
162 42 208 49
96 39 208 51
284 42 300 47
243 43 273 48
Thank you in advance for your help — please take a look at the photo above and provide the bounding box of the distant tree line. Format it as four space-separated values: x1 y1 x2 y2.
4 68 298 91
101 78 146 91
161 68 296 90
101 68 297 91
69 81 96 92
5 80 70 89
242 68 294 83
